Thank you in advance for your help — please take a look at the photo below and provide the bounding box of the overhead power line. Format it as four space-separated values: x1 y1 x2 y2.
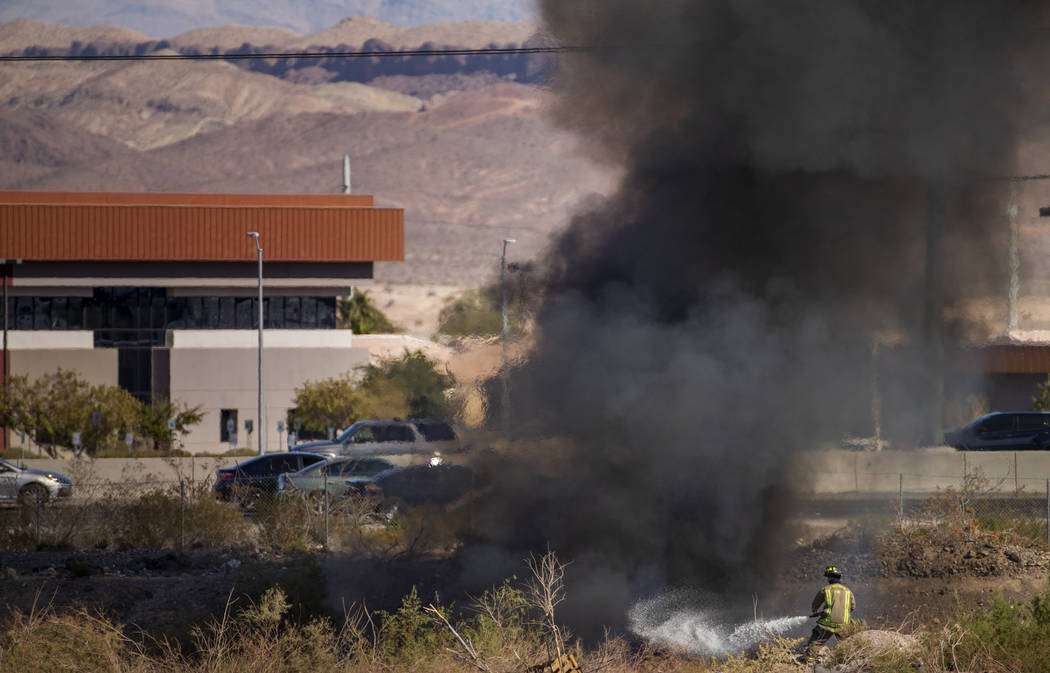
0 44 590 63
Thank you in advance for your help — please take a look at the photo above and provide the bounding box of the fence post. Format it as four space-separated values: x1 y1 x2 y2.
898 473 904 522
180 479 186 550
1046 479 1049 549
1014 453 1019 493
323 471 330 551
35 496 41 549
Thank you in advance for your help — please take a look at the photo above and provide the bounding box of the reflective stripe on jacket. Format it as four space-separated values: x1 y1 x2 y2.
813 583 854 632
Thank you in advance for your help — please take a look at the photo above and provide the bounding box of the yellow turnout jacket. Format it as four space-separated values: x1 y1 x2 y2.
812 582 855 632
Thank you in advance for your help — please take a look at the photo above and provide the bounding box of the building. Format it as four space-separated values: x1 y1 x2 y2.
0 190 403 453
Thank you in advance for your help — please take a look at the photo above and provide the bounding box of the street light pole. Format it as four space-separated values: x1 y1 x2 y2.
500 238 516 428
1 259 21 454
246 233 264 455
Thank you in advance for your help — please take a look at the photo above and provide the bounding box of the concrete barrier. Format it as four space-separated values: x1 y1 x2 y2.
796 448 1050 494
16 449 1050 497
20 456 233 486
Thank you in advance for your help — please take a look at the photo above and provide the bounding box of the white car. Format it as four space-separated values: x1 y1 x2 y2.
0 458 72 505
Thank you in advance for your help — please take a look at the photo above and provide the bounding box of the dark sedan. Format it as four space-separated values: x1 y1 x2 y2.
349 463 485 511
943 412 1050 451
213 451 326 500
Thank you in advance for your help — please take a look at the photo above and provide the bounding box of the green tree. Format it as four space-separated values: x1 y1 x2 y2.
436 287 503 338
289 350 455 435
137 400 204 452
288 373 363 435
0 368 202 457
338 290 397 334
1033 374 1050 411
359 349 455 419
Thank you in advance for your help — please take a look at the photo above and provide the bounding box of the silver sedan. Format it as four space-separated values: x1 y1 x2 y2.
0 458 72 505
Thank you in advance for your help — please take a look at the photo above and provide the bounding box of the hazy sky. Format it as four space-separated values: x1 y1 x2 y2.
0 0 538 38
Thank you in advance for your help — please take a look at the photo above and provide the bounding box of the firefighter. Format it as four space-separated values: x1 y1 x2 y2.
805 565 855 664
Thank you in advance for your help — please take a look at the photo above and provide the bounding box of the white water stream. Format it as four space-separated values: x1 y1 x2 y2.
627 594 810 655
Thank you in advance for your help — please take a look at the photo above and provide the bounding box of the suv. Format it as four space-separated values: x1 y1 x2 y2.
943 412 1050 451
294 419 461 462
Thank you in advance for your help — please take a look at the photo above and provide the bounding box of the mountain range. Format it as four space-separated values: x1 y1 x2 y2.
0 17 617 288
0 0 537 38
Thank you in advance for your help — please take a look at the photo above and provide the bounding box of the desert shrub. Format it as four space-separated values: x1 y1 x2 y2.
882 469 1046 554
374 586 453 668
339 290 397 334
712 636 804 673
437 287 504 337
0 606 146 673
189 586 342 673
946 580 1050 673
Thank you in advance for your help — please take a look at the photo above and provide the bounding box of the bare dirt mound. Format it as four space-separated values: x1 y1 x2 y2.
879 537 1050 579
289 15 539 50
0 18 149 51
167 25 302 50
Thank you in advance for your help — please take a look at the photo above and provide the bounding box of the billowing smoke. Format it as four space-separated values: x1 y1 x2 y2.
472 1 1038 638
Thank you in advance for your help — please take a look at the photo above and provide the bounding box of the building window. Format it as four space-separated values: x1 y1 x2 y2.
220 409 238 443
8 292 337 332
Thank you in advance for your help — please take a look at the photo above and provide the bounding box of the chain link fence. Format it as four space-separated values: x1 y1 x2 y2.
805 468 1050 548
1 469 483 553
0 476 383 552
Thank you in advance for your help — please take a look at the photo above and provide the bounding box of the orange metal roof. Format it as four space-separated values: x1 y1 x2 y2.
982 345 1050 374
0 191 374 207
0 192 403 262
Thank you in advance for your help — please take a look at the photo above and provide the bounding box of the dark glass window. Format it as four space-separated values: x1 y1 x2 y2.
185 297 202 328
50 297 68 329
317 298 335 327
235 298 253 329
33 298 51 329
202 297 220 328
284 297 301 328
218 297 236 328
266 297 282 328
417 421 456 441
10 291 338 331
67 297 83 329
220 409 238 443
302 297 317 327
16 297 32 330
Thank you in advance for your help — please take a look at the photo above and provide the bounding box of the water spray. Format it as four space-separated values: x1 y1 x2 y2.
627 594 811 655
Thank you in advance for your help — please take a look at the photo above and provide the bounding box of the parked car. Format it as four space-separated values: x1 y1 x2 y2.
293 418 463 462
276 456 395 499
0 458 72 505
943 412 1050 451
347 463 485 512
213 451 326 500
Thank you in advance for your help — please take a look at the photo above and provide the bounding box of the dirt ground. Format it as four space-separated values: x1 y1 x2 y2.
2 528 1048 645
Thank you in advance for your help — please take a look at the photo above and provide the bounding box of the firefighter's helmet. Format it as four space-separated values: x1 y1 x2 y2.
824 565 842 580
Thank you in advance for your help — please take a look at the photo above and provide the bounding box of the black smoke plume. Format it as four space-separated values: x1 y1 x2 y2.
472 0 1041 636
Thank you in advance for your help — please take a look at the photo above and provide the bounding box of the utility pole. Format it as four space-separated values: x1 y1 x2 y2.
1007 182 1020 333
500 238 516 428
246 233 264 455
1 259 20 453
924 185 945 447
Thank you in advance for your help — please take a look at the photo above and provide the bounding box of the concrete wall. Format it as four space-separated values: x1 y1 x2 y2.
796 449 1050 494
20 456 231 486
171 339 370 454
11 348 118 386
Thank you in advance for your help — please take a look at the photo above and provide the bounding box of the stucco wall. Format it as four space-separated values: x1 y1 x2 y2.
10 348 118 386
171 345 370 453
